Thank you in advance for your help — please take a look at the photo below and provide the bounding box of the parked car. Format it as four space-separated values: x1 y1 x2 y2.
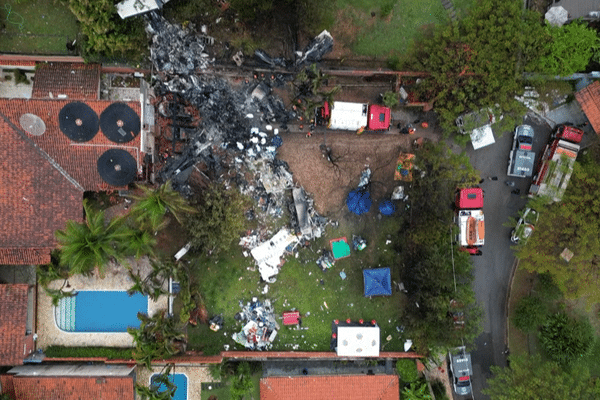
449 347 473 396
511 208 539 244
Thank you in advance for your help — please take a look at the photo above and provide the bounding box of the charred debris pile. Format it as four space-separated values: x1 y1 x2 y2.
146 14 334 250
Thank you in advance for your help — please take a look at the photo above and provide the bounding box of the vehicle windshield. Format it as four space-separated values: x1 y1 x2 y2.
519 136 533 144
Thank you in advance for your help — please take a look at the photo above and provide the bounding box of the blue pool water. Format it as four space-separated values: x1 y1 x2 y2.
151 373 187 400
57 290 148 332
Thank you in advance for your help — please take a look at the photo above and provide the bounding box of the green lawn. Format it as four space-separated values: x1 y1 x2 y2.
0 0 79 54
333 0 476 56
200 372 261 400
187 214 407 355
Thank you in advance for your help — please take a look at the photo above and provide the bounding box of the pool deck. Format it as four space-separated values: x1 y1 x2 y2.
137 364 213 400
37 257 168 349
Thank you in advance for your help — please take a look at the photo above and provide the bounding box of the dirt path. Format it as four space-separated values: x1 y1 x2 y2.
277 129 427 216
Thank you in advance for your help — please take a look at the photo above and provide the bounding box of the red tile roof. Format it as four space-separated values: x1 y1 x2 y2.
575 81 600 134
1 375 135 400
0 98 143 265
0 285 29 366
32 62 101 101
260 375 400 400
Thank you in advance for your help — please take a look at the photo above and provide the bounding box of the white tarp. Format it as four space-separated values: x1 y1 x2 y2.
471 125 495 150
250 229 299 281
545 6 569 27
336 326 380 357
117 0 168 19
329 102 369 131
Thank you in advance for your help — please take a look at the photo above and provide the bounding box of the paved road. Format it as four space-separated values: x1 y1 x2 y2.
463 114 552 400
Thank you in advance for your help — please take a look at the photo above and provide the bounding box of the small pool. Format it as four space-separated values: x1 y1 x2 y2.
151 373 188 400
55 290 148 332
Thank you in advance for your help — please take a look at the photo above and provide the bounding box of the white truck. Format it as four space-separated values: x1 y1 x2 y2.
507 124 536 178
317 101 391 132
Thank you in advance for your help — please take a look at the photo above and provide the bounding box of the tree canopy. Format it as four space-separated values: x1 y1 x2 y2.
399 142 483 350
406 0 547 131
65 0 147 58
185 183 249 255
484 354 600 400
535 22 600 76
538 312 594 366
517 156 600 306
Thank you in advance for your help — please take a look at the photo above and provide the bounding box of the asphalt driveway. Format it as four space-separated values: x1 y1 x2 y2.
464 113 552 400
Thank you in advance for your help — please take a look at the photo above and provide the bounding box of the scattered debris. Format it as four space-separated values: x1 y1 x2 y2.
209 315 224 331
316 250 335 271
232 298 279 350
250 228 299 282
352 235 367 251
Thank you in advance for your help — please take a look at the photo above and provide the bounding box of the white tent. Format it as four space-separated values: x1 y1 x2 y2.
545 6 569 27
336 326 380 357
471 125 495 150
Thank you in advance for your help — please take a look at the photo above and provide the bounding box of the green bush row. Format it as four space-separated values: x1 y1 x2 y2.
44 346 133 359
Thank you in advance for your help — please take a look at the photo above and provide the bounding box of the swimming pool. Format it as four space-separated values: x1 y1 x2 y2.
150 373 188 400
55 290 148 332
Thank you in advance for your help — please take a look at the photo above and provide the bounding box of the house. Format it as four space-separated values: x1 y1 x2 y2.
0 284 35 366
0 364 135 400
260 375 400 400
575 80 600 134
0 62 154 265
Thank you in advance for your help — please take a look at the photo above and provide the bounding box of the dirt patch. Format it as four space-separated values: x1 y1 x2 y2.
277 130 415 217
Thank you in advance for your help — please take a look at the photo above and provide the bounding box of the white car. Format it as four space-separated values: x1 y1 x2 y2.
511 208 539 244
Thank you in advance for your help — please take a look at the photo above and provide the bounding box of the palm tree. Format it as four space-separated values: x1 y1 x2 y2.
55 199 128 277
131 181 196 232
123 228 156 259
129 311 185 369
135 365 176 400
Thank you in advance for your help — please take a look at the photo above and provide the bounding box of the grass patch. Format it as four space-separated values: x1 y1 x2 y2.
0 0 79 54
44 346 133 359
508 268 536 356
187 215 406 355
333 0 455 57
200 371 261 400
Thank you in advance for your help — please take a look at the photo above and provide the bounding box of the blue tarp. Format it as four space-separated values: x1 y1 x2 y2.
347 190 371 215
363 268 392 297
379 200 396 216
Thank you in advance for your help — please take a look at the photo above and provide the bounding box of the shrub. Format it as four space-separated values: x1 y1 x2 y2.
431 380 450 400
512 295 548 333
535 272 562 301
396 358 418 383
382 91 399 108
44 346 133 359
539 312 594 365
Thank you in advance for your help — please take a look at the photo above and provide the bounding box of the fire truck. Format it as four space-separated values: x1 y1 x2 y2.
316 101 391 132
455 188 485 255
528 139 580 203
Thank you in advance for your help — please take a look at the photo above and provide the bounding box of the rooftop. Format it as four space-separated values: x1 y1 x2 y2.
260 375 400 400
0 284 30 366
575 80 600 134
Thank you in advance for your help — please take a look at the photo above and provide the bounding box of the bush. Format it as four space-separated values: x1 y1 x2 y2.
396 358 418 383
431 379 450 400
535 272 562 301
44 346 133 359
513 295 548 333
539 312 594 365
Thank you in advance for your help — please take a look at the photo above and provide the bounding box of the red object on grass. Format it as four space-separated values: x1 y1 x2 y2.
359 319 364 324
346 319 351 324
371 320 377 326
283 311 300 326
332 333 337 339
334 319 339 324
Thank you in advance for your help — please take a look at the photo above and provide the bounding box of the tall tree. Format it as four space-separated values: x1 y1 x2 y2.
131 181 197 232
538 312 594 366
406 0 548 132
128 311 186 370
484 354 600 400
185 183 249 255
517 156 600 306
55 199 128 277
399 142 483 351
535 22 600 76
65 0 147 58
